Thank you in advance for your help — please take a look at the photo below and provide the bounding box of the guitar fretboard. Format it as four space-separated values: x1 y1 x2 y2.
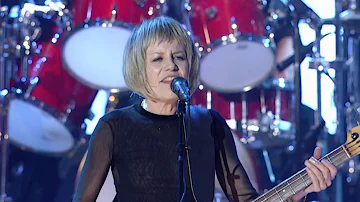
251 138 359 202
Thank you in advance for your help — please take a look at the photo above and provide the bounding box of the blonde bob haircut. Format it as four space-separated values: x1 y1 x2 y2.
122 16 200 99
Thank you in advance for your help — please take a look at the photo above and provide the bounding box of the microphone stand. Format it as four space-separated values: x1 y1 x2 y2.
176 100 186 201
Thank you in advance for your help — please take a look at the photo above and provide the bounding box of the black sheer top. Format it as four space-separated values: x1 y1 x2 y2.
72 103 259 202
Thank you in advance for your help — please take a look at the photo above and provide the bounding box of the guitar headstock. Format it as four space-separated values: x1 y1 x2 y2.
345 125 360 158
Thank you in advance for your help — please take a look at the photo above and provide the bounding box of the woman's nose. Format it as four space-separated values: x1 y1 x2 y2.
165 59 179 71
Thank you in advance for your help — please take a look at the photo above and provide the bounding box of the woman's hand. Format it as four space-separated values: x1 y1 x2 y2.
289 147 337 201
304 146 337 193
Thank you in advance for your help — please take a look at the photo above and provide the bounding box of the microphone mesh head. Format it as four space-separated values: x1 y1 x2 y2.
171 77 188 92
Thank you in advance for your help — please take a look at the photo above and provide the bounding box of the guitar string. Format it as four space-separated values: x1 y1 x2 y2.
253 143 358 202
253 142 358 201
251 141 359 202
254 152 344 202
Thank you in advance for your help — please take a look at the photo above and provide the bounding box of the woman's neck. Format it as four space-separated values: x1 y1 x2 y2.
141 99 177 115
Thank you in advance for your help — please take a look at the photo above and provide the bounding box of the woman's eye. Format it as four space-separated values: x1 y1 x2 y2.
153 57 162 62
175 56 185 60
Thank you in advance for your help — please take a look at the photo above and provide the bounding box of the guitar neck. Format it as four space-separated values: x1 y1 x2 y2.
251 144 353 202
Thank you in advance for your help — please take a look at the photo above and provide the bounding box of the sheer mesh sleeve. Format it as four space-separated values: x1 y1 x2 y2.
72 119 114 202
209 110 260 202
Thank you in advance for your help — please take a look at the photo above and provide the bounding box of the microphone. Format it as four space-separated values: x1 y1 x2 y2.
171 77 190 102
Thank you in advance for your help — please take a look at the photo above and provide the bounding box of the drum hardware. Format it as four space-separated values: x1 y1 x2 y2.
0 4 32 202
182 1 202 52
285 8 336 202
340 7 360 24
238 86 295 149
182 0 195 36
289 1 346 201
230 17 238 37
261 149 276 183
7 51 97 154
87 109 95 121
339 3 360 199
306 27 332 169
343 102 360 201
106 92 121 113
0 1 97 159
275 32 334 86
330 1 351 201
192 85 295 149
60 99 76 122
288 0 323 30
4 2 68 89
263 0 292 33
20 2 68 38
257 0 269 10
0 4 42 201
205 6 217 19
111 6 117 23
64 136 87 161
345 159 360 184
135 0 149 8
286 0 323 141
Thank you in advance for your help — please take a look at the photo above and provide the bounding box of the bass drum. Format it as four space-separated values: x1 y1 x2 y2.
75 131 261 201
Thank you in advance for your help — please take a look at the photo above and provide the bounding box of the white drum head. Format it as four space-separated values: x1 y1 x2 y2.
199 40 275 92
8 99 74 154
62 26 131 90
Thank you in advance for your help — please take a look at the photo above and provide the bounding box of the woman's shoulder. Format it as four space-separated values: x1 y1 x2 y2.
190 106 228 127
190 105 211 119
100 104 138 123
191 106 225 123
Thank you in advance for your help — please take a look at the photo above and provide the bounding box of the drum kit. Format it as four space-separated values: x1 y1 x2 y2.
0 0 352 201
189 0 296 149
0 1 165 201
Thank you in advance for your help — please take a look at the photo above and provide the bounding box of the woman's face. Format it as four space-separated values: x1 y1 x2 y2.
144 40 189 102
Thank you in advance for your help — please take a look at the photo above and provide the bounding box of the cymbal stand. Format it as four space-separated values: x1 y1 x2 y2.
306 9 339 202
0 5 14 202
287 0 307 172
344 34 360 184
0 4 41 201
307 20 328 155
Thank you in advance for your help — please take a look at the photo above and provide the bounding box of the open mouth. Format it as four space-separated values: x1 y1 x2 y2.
161 77 176 84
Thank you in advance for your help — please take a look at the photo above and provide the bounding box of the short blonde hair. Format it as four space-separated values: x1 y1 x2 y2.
122 16 200 99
